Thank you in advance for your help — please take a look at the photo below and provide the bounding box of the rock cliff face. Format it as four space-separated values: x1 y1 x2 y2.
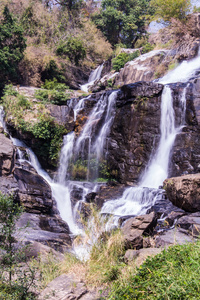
102 80 199 183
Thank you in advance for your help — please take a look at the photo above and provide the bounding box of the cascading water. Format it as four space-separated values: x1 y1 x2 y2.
81 63 104 93
101 49 200 226
101 85 187 227
74 91 118 181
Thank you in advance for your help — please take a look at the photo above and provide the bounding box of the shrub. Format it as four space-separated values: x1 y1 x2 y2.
141 43 154 54
56 37 86 65
112 53 129 72
112 51 140 72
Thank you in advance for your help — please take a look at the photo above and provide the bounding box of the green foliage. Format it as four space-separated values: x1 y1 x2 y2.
35 79 71 105
141 42 154 54
109 241 200 299
193 6 200 13
41 60 66 83
56 37 86 65
151 0 191 22
0 192 36 299
112 51 140 72
41 78 69 91
35 88 70 105
0 6 26 85
30 115 68 164
92 0 153 47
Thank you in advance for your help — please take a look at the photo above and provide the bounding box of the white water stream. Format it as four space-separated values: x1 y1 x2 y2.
80 64 104 92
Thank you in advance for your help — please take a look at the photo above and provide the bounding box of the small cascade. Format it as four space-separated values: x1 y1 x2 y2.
159 49 200 84
101 85 187 224
57 132 75 184
74 91 118 181
81 64 104 92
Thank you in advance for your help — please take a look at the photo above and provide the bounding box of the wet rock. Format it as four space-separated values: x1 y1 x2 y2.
14 166 53 214
155 228 194 248
0 133 15 176
108 82 163 183
46 104 74 130
177 212 200 236
16 213 71 252
122 212 157 249
165 211 186 227
38 274 101 300
164 173 200 212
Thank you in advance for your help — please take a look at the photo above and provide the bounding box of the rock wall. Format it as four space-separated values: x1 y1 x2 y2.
106 80 200 184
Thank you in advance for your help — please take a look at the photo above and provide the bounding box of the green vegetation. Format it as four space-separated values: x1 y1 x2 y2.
109 241 200 299
92 0 154 47
0 192 37 299
112 51 140 72
1 85 68 166
70 158 111 181
56 37 86 65
151 0 191 22
0 6 26 87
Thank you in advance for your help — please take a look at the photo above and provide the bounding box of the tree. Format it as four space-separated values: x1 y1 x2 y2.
151 0 191 22
92 0 153 47
0 6 26 85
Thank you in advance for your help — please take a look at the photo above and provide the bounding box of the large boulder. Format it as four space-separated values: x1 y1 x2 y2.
14 166 53 214
122 212 157 249
114 50 168 87
164 174 200 212
16 212 71 252
0 133 15 176
155 228 194 248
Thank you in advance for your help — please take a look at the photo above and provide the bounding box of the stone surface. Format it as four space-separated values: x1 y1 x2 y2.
122 212 157 249
177 212 200 236
14 166 53 214
107 81 163 183
164 173 200 212
16 213 71 252
0 133 15 176
124 248 162 266
114 50 168 87
38 274 101 300
155 228 194 248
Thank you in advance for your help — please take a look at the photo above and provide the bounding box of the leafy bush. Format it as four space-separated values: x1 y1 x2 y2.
141 43 154 54
30 116 68 164
34 88 70 105
56 37 86 65
112 51 140 72
109 241 200 299
41 78 69 91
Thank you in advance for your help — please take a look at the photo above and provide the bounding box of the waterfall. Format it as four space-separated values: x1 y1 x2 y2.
74 91 118 181
81 63 104 92
101 86 187 224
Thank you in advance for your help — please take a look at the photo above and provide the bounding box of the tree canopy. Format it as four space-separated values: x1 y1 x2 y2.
151 0 191 22
92 0 153 47
0 6 26 85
